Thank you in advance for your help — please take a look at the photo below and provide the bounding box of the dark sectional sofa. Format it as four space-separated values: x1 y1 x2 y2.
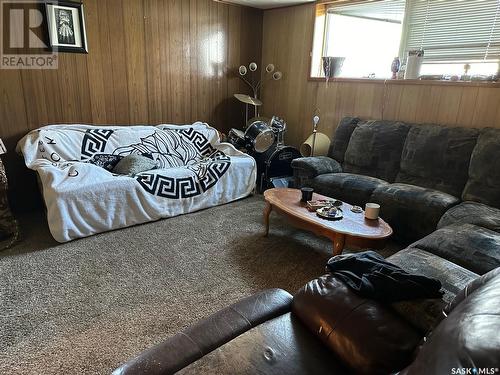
112 118 500 374
114 268 499 375
292 117 500 274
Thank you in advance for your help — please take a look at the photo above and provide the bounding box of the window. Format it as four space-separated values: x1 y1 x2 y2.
402 0 500 77
311 0 500 80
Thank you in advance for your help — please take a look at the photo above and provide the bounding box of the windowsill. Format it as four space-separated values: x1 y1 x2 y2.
308 77 500 87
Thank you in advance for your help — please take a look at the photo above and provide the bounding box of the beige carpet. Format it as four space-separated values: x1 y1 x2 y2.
0 195 399 374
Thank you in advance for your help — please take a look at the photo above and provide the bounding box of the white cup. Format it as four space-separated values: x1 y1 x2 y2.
365 203 380 220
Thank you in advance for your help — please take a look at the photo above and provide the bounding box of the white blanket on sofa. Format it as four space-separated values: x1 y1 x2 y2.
17 122 256 242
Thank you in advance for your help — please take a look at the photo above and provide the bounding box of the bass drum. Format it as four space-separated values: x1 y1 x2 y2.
253 145 301 191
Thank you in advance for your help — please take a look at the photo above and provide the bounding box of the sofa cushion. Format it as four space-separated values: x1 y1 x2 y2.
292 274 421 374
309 173 388 207
411 223 500 275
371 183 460 242
387 247 478 333
328 116 360 162
438 201 500 233
396 124 478 197
463 128 500 208
343 120 410 182
399 268 500 375
87 153 124 171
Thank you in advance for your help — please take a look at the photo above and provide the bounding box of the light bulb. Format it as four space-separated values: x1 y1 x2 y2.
266 64 275 73
249 62 258 72
272 71 282 80
239 65 247 76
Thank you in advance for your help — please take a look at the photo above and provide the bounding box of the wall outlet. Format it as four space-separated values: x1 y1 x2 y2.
0 139 6 155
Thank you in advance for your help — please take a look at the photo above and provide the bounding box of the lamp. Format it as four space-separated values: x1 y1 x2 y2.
235 62 283 118
300 116 331 157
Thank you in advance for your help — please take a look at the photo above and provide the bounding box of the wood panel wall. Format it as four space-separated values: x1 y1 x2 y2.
0 0 262 210
260 3 500 149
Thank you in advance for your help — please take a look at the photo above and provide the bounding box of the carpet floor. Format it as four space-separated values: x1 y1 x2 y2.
0 195 399 374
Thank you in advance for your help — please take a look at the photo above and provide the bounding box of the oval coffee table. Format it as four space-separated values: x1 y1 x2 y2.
263 188 393 255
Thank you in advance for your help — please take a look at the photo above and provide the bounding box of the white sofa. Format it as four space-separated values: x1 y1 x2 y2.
17 122 256 242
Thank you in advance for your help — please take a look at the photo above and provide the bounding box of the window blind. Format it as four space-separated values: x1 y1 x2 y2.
403 0 500 63
327 0 406 24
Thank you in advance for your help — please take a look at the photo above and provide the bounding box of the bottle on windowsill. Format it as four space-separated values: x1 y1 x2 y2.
397 64 406 80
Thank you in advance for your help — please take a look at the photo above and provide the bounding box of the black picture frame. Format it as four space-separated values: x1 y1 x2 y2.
44 1 88 53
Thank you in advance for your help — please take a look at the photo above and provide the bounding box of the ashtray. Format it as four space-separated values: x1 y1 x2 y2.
316 206 343 221
351 205 363 213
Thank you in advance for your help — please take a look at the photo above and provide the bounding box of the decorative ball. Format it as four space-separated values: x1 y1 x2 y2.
249 62 258 72
239 65 247 76
265 64 275 73
272 71 283 80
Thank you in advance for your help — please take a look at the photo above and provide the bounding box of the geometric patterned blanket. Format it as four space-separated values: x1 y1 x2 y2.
16 122 256 242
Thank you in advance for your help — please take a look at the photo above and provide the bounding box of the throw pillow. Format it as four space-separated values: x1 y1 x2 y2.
87 154 123 171
112 154 158 175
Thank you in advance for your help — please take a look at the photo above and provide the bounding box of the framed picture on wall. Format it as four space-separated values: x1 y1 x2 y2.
45 1 88 53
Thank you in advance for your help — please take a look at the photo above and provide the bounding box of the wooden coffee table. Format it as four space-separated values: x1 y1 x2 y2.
263 188 393 255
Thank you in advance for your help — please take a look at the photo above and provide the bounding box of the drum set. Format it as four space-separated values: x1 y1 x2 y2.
228 94 301 192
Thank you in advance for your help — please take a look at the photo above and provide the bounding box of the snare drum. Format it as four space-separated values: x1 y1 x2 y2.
245 121 275 153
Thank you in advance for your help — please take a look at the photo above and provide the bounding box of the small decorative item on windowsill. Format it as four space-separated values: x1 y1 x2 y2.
391 57 400 79
0 139 20 250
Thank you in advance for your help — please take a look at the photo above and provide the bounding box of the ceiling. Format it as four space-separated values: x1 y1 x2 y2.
220 0 315 10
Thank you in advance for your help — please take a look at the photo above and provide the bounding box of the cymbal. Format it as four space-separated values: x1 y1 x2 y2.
234 94 263 106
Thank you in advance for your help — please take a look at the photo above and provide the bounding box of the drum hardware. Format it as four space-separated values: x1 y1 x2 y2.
228 116 288 155
226 113 298 192
270 116 287 147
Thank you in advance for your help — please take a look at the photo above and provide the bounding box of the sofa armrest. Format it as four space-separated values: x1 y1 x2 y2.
113 288 293 375
291 156 342 187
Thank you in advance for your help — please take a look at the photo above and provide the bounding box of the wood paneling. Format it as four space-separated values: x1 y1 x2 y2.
0 0 262 210
260 3 500 148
